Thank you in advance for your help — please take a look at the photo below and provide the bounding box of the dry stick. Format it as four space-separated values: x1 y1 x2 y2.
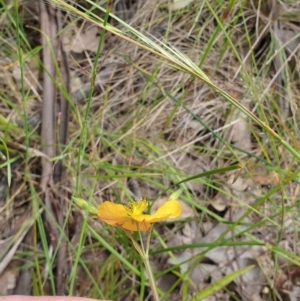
268 0 289 119
54 9 70 185
273 19 290 119
14 228 34 295
18 63 113 129
54 8 70 295
39 0 60 292
40 1 56 188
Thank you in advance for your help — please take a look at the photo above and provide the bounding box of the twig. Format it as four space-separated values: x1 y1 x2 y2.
39 0 60 292
54 8 70 294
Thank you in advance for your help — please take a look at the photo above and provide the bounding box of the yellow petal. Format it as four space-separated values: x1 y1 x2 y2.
121 220 150 232
147 200 181 223
97 201 128 226
158 200 181 218
131 213 151 222
131 200 181 223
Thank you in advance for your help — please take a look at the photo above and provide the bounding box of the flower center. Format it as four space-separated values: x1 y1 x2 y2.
126 198 148 216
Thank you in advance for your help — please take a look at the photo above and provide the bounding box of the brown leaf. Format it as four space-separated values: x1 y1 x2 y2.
63 25 101 53
228 117 252 152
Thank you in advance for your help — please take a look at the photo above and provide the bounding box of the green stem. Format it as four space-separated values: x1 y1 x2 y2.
142 255 160 301
142 226 160 301
130 225 159 301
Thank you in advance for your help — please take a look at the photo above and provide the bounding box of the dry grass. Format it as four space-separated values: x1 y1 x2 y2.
1 0 300 300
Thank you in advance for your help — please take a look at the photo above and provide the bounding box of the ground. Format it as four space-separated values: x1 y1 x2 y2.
1 1 300 300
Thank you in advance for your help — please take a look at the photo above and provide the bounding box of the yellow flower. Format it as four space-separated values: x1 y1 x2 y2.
97 198 181 231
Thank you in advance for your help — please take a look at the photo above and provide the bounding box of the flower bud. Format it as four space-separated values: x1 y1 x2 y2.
72 197 98 215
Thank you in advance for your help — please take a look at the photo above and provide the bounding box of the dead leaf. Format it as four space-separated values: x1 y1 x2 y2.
226 258 264 301
227 117 252 151
287 285 300 301
252 171 280 186
275 29 300 55
0 209 43 274
0 268 17 295
170 0 194 11
63 25 101 53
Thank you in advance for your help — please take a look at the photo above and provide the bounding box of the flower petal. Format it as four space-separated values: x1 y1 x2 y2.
147 200 181 222
97 201 128 226
131 200 181 223
131 213 152 222
121 220 150 232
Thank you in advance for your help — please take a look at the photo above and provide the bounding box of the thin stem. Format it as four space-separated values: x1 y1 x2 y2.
130 225 160 301
145 225 154 255
142 255 160 301
138 225 146 255
123 230 144 257
142 226 160 301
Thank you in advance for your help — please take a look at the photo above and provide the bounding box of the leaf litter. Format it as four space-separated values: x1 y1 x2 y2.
0 0 300 300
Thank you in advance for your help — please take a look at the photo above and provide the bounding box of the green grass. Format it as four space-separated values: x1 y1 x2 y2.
1 0 300 300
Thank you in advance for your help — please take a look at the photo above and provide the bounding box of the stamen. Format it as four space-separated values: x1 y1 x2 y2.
125 198 148 216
